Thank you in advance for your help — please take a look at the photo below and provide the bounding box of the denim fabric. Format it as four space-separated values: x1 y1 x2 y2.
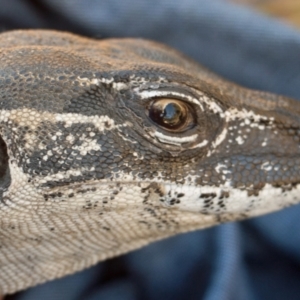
2 1 300 299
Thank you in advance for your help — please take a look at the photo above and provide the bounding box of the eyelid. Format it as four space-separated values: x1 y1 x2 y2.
138 90 204 111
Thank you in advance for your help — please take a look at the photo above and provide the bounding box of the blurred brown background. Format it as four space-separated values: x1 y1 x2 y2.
228 0 300 28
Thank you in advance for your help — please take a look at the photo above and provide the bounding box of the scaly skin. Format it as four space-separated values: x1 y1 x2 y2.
0 30 299 294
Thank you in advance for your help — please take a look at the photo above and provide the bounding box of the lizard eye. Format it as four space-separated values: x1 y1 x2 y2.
148 98 195 131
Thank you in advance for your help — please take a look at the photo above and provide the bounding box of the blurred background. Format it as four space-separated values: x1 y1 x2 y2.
229 0 300 28
1 1 300 300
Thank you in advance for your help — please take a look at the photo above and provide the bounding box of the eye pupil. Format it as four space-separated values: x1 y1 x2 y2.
148 99 189 130
162 103 181 124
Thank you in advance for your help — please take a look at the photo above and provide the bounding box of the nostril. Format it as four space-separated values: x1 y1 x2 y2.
0 135 10 199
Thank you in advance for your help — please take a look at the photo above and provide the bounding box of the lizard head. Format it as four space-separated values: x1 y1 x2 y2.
0 30 299 294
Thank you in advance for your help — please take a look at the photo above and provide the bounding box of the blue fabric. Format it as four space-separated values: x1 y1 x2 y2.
2 1 300 299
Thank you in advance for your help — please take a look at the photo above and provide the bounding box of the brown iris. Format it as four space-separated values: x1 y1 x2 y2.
148 98 192 131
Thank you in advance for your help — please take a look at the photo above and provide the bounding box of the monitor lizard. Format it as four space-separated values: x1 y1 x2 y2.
0 29 299 295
